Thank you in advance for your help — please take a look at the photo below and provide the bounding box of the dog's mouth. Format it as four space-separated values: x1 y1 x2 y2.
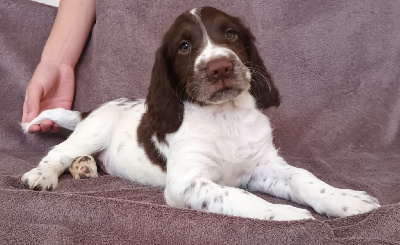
208 87 242 103
187 57 250 104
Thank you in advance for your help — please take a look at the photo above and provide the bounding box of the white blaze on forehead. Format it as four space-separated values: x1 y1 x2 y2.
189 8 229 71
189 8 197 15
189 7 250 81
189 8 211 45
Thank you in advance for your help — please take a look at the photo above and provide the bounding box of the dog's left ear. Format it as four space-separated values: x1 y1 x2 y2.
144 43 184 141
243 28 280 109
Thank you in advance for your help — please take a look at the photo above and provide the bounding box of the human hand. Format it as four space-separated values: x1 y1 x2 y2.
22 61 75 133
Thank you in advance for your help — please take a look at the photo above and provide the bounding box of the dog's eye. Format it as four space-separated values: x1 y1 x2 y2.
225 29 237 40
179 41 191 53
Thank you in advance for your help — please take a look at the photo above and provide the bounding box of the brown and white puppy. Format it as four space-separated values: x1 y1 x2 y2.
21 7 380 221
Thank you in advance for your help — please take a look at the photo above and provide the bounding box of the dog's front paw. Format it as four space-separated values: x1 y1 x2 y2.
320 188 380 218
267 205 315 221
21 167 58 191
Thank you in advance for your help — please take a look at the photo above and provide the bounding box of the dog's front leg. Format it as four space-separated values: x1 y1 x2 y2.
21 141 80 190
21 107 117 190
164 168 314 221
247 155 381 218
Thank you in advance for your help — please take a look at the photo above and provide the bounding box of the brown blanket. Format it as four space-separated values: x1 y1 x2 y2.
1 0 399 244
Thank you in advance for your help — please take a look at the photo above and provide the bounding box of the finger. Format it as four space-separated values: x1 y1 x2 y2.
40 119 53 132
49 123 61 133
24 85 42 122
22 100 28 123
28 124 41 134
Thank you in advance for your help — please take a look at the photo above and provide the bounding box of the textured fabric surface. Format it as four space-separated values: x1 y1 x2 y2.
1 0 399 244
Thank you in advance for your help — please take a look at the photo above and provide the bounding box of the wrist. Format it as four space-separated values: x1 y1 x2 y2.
40 47 77 68
36 59 75 74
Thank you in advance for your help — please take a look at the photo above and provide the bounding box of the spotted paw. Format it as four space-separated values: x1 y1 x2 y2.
318 188 380 218
21 166 58 191
69 155 98 179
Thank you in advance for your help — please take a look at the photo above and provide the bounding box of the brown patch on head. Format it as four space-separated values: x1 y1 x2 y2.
198 6 252 62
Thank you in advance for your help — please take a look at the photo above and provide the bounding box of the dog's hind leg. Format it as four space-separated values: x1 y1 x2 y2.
21 103 119 191
247 155 381 218
69 155 99 179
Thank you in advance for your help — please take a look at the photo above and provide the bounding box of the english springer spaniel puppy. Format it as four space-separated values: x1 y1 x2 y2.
21 7 380 221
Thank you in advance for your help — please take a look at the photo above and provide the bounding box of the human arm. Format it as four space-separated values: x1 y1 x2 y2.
22 0 96 133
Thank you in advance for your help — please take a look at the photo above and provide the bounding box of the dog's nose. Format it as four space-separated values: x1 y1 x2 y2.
207 59 233 80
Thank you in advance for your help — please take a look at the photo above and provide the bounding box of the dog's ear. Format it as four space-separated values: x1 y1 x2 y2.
145 44 183 140
243 28 280 109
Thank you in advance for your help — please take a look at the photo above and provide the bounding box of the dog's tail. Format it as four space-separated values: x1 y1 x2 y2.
20 108 84 133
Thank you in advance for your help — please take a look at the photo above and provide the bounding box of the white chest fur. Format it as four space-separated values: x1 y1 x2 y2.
162 92 275 187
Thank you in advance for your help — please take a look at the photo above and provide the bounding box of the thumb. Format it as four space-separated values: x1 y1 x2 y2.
23 86 41 123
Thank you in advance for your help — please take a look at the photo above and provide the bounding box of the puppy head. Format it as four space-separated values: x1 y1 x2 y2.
146 7 280 137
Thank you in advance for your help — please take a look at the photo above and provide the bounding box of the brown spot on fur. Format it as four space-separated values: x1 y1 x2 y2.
214 195 223 203
137 115 168 172
202 201 208 209
200 181 208 187
79 174 89 179
79 156 91 163
23 179 29 188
